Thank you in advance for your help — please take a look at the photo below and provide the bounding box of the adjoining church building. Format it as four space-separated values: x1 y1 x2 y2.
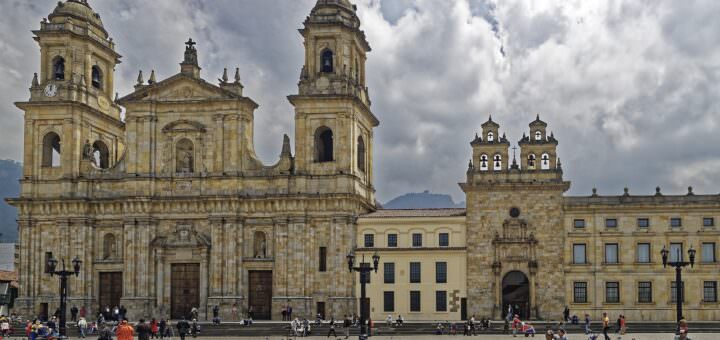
8 0 720 323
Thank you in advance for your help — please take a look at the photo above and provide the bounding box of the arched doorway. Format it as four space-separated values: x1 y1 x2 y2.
502 271 530 319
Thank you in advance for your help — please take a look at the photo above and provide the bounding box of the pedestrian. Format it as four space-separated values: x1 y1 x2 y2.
679 318 689 334
602 312 610 340
231 303 238 321
619 314 627 335
159 319 167 339
116 320 134 340
584 313 591 334
281 306 287 321
674 329 692 340
136 319 152 340
386 314 393 326
512 314 521 337
343 314 351 339
247 305 254 320
287 304 293 320
557 328 568 340
303 318 310 337
98 323 114 340
327 317 337 337
563 306 570 323
120 305 127 321
190 307 199 321
151 318 159 339
71 305 79 322
77 317 88 338
176 317 190 340
191 319 200 337
397 314 403 326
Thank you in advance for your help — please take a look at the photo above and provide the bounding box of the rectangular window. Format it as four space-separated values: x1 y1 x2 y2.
704 217 715 227
671 217 682 228
410 262 421 283
637 243 651 263
606 282 620 303
44 252 53 274
384 262 395 284
573 219 586 228
638 281 652 303
412 233 423 247
364 234 374 248
435 262 447 283
704 281 718 302
439 233 449 247
387 234 398 247
671 281 685 303
605 243 619 264
573 244 586 264
605 218 618 228
436 291 447 312
637 218 650 228
573 282 588 303
702 242 716 263
670 243 683 263
319 247 327 272
410 291 421 312
383 291 395 312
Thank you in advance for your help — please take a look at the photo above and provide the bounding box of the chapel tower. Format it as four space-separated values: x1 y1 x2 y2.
462 115 569 320
289 0 379 204
16 0 124 184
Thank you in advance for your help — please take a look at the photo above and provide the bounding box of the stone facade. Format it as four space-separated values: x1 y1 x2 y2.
9 0 376 321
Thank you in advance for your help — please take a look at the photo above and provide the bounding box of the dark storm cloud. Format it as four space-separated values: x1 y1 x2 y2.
0 0 718 203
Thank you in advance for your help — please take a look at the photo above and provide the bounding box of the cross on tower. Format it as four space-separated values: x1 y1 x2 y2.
512 146 517 160
185 38 196 50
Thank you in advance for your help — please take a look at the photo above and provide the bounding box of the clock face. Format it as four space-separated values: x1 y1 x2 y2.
44 84 58 97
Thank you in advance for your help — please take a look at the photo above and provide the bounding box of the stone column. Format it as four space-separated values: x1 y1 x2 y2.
122 218 136 297
209 217 224 296
213 114 224 173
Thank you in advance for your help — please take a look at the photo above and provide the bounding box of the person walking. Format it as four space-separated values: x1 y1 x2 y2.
619 314 627 335
159 319 167 339
176 317 190 340
602 312 610 340
150 318 159 339
512 314 521 337
287 304 293 320
136 319 152 340
212 305 220 324
343 314 351 339
563 306 570 323
70 305 79 322
116 320 134 340
77 317 88 338
583 313 591 334
327 317 337 337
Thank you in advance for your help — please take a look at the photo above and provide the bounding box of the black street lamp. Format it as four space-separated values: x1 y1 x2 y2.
661 245 696 330
46 255 82 338
346 250 379 340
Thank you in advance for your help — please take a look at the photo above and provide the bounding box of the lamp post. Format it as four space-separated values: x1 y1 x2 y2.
46 255 82 339
661 245 696 329
346 250 379 340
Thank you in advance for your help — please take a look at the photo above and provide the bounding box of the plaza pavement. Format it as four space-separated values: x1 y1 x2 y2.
192 334 718 340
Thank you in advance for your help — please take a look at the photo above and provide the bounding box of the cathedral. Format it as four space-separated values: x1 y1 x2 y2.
9 0 720 322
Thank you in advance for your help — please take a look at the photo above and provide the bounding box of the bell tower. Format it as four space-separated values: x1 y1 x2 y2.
289 0 379 201
16 0 124 184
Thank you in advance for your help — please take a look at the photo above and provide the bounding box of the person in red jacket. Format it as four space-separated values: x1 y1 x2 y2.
512 314 521 337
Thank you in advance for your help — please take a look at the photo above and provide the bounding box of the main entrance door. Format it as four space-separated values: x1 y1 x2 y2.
98 272 123 312
502 271 530 319
248 271 272 320
171 263 200 319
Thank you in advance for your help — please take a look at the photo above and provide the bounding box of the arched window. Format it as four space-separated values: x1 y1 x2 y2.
487 132 494 142
92 141 110 169
535 131 542 141
321 49 334 73
493 154 502 171
91 65 103 89
253 231 267 258
357 135 366 172
42 132 61 167
315 126 334 162
479 154 489 171
541 153 550 170
176 138 194 173
53 57 65 81
527 154 536 169
102 233 116 260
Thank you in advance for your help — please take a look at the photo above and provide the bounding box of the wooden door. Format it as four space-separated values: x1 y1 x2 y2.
248 271 272 320
171 263 200 319
98 272 123 312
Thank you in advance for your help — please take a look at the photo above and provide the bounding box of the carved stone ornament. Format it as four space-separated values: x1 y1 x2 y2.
151 224 210 249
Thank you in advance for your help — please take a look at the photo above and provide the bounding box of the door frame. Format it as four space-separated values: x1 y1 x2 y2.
170 263 200 320
501 270 531 319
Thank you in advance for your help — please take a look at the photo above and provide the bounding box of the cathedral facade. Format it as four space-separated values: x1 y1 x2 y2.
10 0 375 321
9 0 720 322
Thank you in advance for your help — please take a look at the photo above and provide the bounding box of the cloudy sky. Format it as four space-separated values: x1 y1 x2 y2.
1 0 719 203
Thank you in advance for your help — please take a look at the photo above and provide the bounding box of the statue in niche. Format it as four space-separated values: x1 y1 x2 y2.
254 231 267 258
175 138 194 173
82 140 93 160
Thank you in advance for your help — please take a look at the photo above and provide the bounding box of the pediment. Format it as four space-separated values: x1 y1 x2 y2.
151 224 210 249
118 74 239 103
162 119 207 133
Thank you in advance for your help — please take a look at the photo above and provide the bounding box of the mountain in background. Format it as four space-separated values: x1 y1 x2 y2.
0 159 21 242
382 190 465 209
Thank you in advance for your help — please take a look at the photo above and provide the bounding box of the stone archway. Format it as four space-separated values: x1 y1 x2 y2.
502 271 530 319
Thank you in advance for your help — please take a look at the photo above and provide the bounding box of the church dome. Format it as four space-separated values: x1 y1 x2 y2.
48 0 106 33
315 0 356 12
